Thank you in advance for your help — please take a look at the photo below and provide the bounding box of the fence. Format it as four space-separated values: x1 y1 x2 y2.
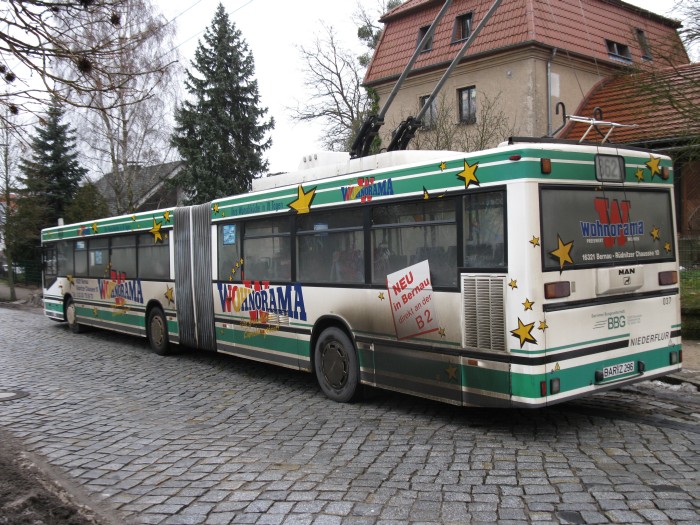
0 260 42 287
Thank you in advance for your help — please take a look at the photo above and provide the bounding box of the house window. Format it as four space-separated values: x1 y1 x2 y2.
636 29 652 60
606 40 631 63
453 13 472 42
458 86 476 124
419 95 437 128
417 25 433 52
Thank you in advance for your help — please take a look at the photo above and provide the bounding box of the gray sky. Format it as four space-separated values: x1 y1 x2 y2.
156 0 687 173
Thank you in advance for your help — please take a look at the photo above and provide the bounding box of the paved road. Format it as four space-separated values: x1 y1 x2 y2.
0 307 699 524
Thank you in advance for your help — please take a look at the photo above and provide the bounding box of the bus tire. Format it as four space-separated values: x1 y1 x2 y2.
147 307 170 356
65 297 83 334
314 327 360 403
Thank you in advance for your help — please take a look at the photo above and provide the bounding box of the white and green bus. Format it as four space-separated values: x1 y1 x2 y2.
42 138 682 407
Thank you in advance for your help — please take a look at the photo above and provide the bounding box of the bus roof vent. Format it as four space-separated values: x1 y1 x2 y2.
462 275 506 353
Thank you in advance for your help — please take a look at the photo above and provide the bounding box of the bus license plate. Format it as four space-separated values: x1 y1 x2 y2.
603 361 635 379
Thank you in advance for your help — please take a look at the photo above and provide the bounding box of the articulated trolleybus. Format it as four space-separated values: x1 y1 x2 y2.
42 139 682 407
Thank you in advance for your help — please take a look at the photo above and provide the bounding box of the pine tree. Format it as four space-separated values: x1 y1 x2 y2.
171 3 273 204
14 100 87 261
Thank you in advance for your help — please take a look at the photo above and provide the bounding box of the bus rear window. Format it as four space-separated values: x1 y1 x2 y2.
540 186 675 271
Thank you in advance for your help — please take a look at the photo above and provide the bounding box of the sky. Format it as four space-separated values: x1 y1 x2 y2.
155 0 688 174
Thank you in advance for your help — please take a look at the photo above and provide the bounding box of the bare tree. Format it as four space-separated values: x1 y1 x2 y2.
411 91 519 152
0 0 175 130
291 23 370 151
68 0 180 214
0 111 20 300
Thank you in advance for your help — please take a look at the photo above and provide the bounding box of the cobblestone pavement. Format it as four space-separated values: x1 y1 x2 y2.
1 307 699 525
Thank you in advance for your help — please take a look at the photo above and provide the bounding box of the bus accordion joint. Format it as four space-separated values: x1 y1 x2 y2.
658 271 678 286
544 280 571 299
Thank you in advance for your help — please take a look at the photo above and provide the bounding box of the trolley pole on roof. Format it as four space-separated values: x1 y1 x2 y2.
386 0 504 152
349 0 453 159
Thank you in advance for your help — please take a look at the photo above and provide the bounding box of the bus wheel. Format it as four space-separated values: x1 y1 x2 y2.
65 298 83 334
314 327 359 403
147 307 170 356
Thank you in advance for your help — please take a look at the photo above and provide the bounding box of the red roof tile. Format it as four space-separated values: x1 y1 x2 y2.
365 0 687 86
559 62 700 144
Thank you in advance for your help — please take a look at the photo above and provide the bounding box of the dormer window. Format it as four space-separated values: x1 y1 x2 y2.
606 39 631 63
453 13 472 42
417 26 433 52
636 29 652 61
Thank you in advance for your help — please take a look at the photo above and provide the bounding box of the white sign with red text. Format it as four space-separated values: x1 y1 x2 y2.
387 260 439 340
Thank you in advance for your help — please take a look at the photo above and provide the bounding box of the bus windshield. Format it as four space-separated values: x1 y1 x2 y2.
540 186 675 271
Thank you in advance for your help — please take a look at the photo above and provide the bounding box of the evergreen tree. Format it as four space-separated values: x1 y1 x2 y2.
15 100 87 261
171 3 273 204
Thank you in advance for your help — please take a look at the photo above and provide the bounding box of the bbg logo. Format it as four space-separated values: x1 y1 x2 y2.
607 315 626 329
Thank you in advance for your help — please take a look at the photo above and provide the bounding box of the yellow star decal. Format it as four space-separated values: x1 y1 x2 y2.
66 274 75 286
91 222 98 234
149 218 164 243
522 298 535 311
650 226 660 241
439 161 446 171
288 185 316 214
634 168 645 182
164 285 174 307
423 187 430 200
445 365 458 382
550 235 574 270
646 155 661 178
538 320 548 331
457 159 479 189
530 236 540 248
508 279 518 290
131 215 137 221
213 203 220 214
93 308 98 317
664 242 671 253
438 327 446 338
510 318 537 348
163 211 171 222
378 292 385 301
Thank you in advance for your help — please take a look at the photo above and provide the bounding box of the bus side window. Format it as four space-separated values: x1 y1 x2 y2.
138 234 170 280
464 191 505 268
74 240 88 277
218 223 241 281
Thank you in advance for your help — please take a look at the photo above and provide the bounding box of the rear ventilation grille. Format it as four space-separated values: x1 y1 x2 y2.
462 275 506 352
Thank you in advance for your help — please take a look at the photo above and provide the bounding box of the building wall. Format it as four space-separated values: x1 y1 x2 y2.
372 46 620 151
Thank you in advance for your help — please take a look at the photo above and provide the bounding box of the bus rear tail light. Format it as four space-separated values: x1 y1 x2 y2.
658 271 677 285
509 154 521 161
541 158 552 174
544 281 571 299
540 381 547 397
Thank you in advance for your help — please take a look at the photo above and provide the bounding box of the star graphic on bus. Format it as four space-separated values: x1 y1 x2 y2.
522 298 534 311
91 222 98 234
550 235 574 270
438 327 446 338
131 215 137 221
530 236 540 248
163 210 171 223
213 203 220 214
66 274 75 286
511 318 537 348
664 242 671 253
508 278 518 290
164 285 174 307
538 320 548 331
445 364 458 381
646 154 661 178
457 159 479 189
378 292 385 301
289 185 316 214
439 161 446 171
635 168 645 182
149 218 164 243
650 226 660 241
422 186 446 200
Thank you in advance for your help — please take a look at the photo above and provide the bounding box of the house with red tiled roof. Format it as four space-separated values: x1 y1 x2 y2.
560 63 700 235
364 0 688 147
